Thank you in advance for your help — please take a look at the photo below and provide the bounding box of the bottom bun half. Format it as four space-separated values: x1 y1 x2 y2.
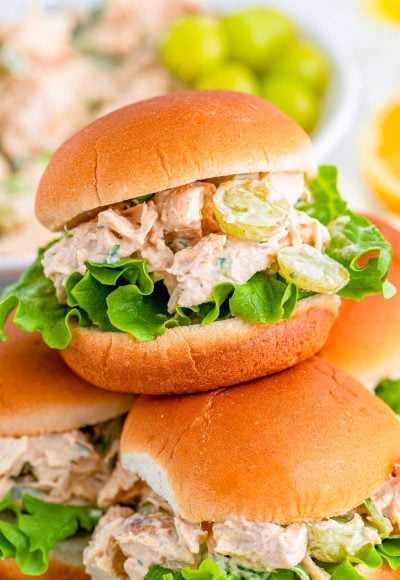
0 536 88 579
61 294 340 395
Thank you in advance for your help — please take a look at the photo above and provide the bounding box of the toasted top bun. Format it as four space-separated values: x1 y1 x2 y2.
121 357 400 525
36 91 316 231
320 216 400 388
0 535 89 579
0 321 134 437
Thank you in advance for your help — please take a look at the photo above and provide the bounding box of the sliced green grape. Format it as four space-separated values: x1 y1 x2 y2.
272 41 330 94
278 245 350 293
221 7 296 72
213 179 291 242
261 73 320 132
161 15 228 82
194 62 259 95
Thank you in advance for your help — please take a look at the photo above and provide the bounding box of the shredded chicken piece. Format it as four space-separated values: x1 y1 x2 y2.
119 513 205 578
0 431 111 504
119 513 205 580
140 220 174 280
85 508 205 579
262 172 306 206
213 518 308 570
42 204 157 300
0 11 78 65
84 506 135 580
374 464 400 526
289 208 330 251
83 0 197 58
302 554 330 580
0 57 108 159
98 54 172 115
155 182 216 251
98 462 142 509
166 233 281 311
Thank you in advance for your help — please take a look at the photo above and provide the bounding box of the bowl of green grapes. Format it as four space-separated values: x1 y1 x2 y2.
161 5 358 159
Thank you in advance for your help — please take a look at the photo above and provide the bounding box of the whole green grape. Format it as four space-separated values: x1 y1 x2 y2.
261 74 320 132
272 41 330 93
161 15 228 82
195 62 259 95
221 7 296 72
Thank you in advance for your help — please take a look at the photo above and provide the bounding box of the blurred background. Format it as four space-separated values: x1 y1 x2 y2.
0 0 399 287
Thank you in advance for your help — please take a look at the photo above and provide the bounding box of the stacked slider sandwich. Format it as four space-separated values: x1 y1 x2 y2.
0 91 399 579
84 357 400 579
0 91 393 395
0 322 135 578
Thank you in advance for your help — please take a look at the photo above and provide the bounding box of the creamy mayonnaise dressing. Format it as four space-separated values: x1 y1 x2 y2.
42 173 329 308
213 518 308 570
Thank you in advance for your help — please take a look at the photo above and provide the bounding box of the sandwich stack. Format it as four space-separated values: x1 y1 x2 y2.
0 91 399 579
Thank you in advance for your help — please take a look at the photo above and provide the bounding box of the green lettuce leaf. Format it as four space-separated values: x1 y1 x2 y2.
298 165 347 225
0 250 300 347
145 560 310 580
330 561 364 579
354 543 383 569
0 248 87 348
229 273 298 324
144 565 184 579
0 491 100 576
107 283 180 341
375 378 400 413
182 559 236 579
185 273 298 326
301 165 393 301
364 498 393 538
377 538 400 569
327 213 393 300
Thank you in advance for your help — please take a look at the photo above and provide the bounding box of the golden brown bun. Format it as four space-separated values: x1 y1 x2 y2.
0 321 134 436
320 216 400 388
121 356 400 524
0 536 89 579
36 90 316 231
60 294 339 395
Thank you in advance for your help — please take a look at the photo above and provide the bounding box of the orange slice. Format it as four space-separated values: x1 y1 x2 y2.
363 0 400 22
362 98 400 212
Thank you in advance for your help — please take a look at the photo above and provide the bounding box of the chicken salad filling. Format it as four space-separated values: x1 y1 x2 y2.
0 416 139 576
41 172 329 306
0 417 124 505
0 165 393 348
83 465 400 580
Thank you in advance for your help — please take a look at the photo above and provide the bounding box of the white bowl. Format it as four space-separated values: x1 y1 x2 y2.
0 255 33 291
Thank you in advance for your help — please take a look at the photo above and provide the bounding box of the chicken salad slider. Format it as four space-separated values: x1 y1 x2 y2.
0 91 393 395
